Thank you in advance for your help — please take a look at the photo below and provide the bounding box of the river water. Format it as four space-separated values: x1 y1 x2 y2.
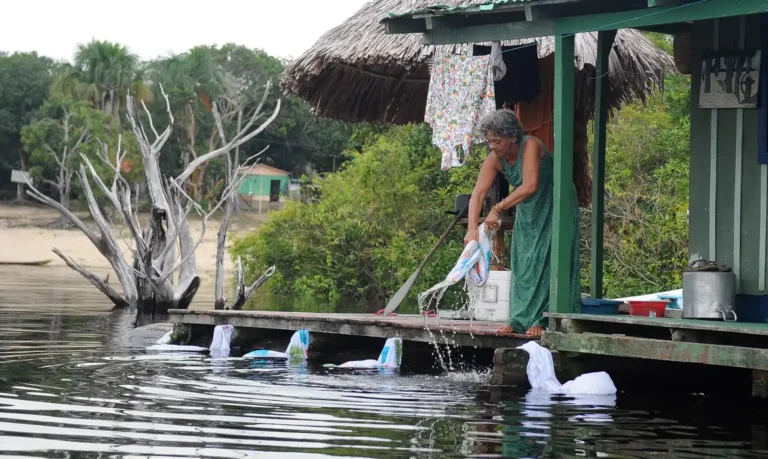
1 266 768 458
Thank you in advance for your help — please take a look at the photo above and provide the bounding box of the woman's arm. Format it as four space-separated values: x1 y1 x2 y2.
465 155 500 243
489 139 541 218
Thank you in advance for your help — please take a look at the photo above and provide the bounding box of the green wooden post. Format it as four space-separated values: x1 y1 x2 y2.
590 30 616 299
551 34 576 313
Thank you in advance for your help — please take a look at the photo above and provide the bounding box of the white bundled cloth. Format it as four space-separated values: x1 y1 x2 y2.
518 342 617 395
243 330 310 361
419 223 493 303
210 325 234 358
327 338 403 369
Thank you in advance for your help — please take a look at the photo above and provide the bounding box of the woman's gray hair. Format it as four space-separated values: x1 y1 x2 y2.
479 109 524 144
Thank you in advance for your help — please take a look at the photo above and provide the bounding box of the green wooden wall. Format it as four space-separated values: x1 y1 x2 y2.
238 174 289 197
690 16 766 295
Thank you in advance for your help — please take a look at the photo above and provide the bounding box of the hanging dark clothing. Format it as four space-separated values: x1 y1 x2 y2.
473 44 541 109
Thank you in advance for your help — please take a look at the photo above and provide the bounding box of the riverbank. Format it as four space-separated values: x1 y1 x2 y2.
0 204 266 283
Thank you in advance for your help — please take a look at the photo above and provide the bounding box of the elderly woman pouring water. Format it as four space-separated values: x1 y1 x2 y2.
464 109 580 336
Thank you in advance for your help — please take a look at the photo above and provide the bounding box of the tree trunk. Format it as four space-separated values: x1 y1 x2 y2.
214 198 233 310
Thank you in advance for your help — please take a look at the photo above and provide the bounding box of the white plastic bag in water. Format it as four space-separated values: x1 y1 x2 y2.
243 330 310 361
332 338 403 369
156 331 173 345
517 341 617 395
210 325 233 354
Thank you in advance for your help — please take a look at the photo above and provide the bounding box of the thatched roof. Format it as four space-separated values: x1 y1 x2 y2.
280 0 677 125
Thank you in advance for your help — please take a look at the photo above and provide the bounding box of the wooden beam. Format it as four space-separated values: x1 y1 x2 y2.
415 0 768 45
423 20 555 45
633 22 693 35
384 17 428 35
547 312 768 335
524 5 554 21
647 0 685 7
551 34 576 314
554 0 768 33
590 30 616 300
542 331 768 370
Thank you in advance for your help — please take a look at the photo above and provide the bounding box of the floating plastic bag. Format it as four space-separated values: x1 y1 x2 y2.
243 330 310 362
156 331 173 345
517 342 617 395
326 338 403 369
210 325 233 353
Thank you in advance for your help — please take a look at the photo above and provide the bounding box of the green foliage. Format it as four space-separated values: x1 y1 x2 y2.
0 52 53 184
583 72 691 298
21 97 127 205
231 124 482 307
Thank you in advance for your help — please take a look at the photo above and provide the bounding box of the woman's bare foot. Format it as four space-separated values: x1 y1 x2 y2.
526 326 544 337
497 325 515 334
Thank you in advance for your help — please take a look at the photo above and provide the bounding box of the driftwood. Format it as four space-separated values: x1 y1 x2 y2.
25 83 281 310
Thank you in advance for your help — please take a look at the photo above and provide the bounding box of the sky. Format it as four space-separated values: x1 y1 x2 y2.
1 0 370 62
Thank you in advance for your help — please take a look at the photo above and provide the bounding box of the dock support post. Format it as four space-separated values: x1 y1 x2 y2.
753 370 768 398
551 34 576 313
590 30 616 299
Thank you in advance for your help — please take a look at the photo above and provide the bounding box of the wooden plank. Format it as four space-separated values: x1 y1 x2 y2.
423 20 555 45
547 312 768 335
590 30 615 299
542 331 768 370
414 0 768 45
553 0 768 33
551 34 576 314
169 310 532 349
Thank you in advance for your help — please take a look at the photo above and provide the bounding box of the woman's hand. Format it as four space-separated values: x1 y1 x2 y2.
485 206 502 230
464 227 479 245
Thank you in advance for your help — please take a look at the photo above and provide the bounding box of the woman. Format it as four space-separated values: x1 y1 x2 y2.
464 109 580 336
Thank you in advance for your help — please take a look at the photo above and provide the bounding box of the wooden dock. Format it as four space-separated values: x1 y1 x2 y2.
168 309 532 349
543 312 768 370
542 313 768 396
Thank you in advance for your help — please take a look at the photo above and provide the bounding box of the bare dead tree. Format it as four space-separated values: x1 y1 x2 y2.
25 84 281 310
208 80 277 310
39 109 91 210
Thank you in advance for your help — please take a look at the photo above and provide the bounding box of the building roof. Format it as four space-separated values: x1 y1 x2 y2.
239 163 290 177
387 0 575 18
279 0 675 125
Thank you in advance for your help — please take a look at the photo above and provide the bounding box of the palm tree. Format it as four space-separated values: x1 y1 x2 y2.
53 40 152 120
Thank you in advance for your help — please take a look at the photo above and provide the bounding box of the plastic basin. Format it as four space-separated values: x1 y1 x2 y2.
581 298 623 315
629 300 668 318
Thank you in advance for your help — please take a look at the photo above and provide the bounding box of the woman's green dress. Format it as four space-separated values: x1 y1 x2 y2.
500 135 580 332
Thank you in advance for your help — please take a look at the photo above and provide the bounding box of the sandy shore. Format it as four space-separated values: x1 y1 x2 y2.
0 204 266 284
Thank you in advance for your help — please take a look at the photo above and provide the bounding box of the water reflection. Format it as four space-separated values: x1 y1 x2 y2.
0 266 767 457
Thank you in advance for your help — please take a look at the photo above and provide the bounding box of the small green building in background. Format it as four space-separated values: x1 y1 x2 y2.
238 164 290 212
